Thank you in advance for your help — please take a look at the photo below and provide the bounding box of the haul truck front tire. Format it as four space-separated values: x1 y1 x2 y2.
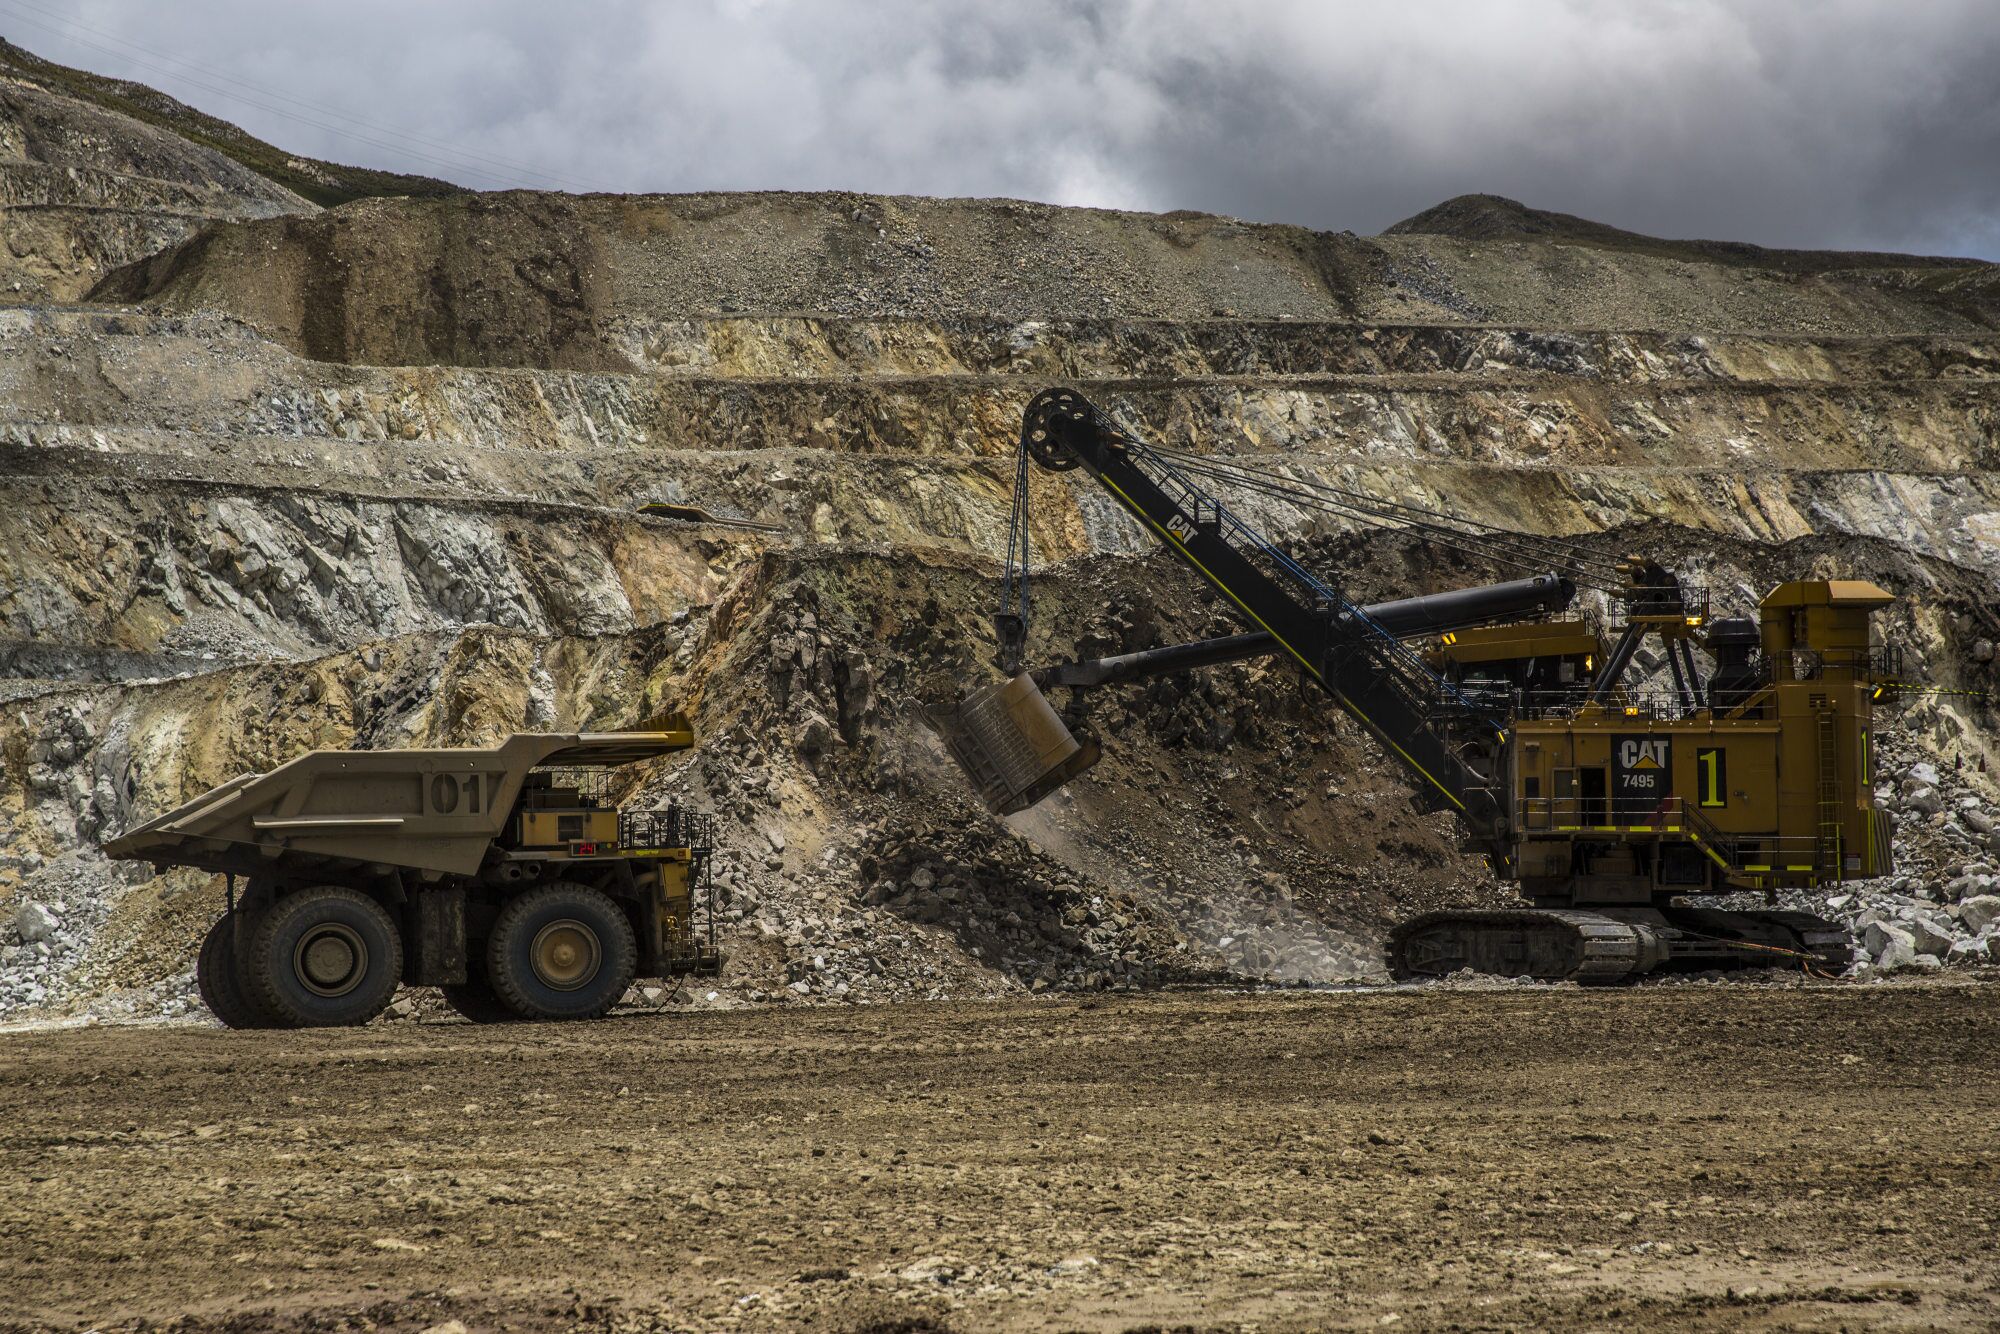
487 883 636 1021
245 887 403 1027
195 914 277 1029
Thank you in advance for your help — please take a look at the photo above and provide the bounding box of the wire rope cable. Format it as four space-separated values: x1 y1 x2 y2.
1149 443 1631 588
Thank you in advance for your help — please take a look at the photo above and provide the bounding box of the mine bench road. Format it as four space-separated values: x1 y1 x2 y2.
1 985 1995 1333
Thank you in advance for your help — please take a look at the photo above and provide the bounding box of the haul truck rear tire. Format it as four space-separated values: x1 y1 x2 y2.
245 887 403 1028
486 883 636 1021
196 914 276 1029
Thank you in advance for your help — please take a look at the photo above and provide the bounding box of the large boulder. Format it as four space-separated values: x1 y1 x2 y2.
1960 895 2000 935
1948 937 1996 966
13 902 58 944
1863 921 1918 970
1907 916 1955 959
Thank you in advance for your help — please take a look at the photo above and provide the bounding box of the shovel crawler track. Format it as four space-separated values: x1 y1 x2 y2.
1386 905 1850 983
1387 910 1665 985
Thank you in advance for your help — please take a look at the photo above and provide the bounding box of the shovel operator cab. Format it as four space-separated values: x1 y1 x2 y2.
104 725 721 1028
933 389 1900 983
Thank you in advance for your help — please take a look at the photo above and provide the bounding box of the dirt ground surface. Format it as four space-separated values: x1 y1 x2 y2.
2 986 1996 1333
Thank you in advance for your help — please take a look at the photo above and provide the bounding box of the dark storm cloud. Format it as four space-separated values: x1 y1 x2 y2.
18 0 2000 258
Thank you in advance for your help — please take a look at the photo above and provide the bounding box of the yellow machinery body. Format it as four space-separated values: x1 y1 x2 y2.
948 391 1903 979
105 724 724 1025
1453 579 1896 906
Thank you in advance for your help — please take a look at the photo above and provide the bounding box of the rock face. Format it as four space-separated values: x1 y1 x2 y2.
0 50 311 302
2 42 1999 1023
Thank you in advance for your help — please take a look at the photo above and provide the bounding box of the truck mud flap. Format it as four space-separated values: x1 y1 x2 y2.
408 886 468 986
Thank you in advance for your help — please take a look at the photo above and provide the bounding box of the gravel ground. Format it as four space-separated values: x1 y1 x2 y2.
1 984 1995 1333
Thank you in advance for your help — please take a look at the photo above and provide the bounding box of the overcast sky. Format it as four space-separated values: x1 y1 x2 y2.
12 0 2000 258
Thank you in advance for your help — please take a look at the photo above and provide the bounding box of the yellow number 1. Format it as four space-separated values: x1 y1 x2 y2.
1698 749 1725 808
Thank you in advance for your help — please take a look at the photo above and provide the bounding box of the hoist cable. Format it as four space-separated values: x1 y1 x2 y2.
1155 450 1629 588
1149 444 1631 585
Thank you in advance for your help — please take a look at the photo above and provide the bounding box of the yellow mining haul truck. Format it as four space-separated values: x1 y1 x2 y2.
104 727 719 1028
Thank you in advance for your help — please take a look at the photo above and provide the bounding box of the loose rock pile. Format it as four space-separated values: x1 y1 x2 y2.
1727 727 2000 978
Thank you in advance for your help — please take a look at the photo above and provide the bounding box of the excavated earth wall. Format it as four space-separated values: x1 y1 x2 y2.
3 61 2000 1022
0 73 308 303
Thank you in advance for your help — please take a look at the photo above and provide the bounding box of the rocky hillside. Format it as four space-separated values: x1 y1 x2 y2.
3 45 1999 1023
0 37 459 206
1388 192 2000 277
0 36 464 305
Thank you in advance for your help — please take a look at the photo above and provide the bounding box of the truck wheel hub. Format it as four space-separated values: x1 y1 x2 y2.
531 920 600 991
295 924 366 996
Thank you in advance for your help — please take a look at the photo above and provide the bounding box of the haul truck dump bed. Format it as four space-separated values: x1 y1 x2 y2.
105 726 721 1029
106 733 686 876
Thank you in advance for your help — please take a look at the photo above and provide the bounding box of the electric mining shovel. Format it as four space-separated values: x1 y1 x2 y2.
938 388 1901 983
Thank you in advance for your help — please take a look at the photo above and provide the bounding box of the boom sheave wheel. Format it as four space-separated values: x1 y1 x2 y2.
1022 387 1089 471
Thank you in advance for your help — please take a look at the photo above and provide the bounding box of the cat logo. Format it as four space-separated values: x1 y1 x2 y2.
1166 513 1199 542
1619 738 1668 770
1612 735 1673 805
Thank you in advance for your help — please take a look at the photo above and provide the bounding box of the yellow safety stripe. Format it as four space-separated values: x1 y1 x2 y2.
1098 475 1467 810
1554 824 1683 834
1682 828 1734 871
